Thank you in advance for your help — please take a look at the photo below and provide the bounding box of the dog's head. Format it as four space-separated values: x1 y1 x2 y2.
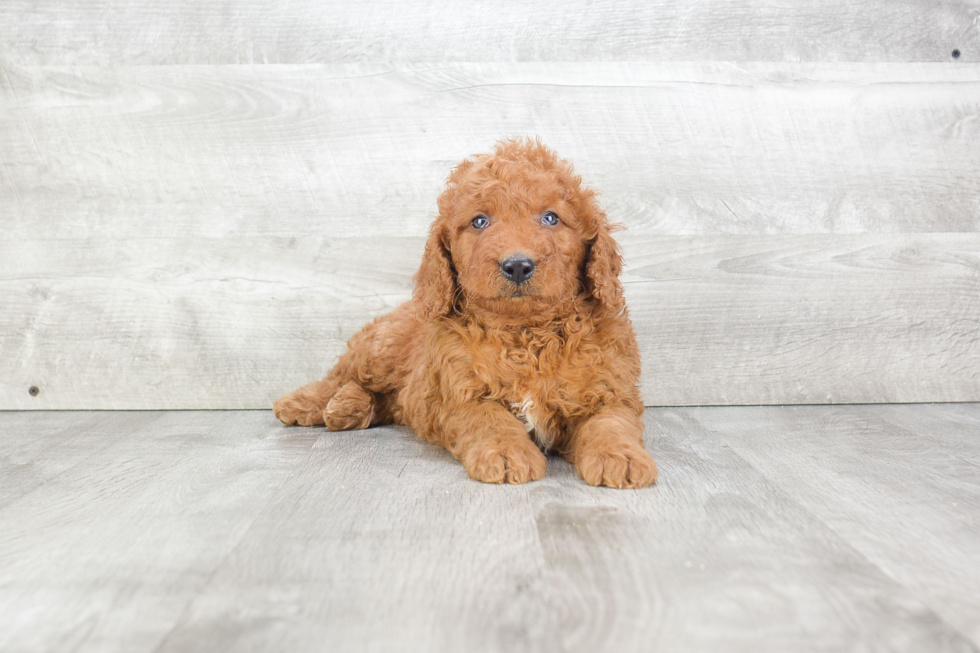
414 138 625 321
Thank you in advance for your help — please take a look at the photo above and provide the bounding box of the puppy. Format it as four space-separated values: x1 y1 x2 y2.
274 139 657 488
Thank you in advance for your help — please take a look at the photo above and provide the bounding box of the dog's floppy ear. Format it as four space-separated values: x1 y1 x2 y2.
584 208 626 317
413 156 480 319
413 222 456 320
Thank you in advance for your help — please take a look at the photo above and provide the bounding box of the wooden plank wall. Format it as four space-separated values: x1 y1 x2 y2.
1 2 978 409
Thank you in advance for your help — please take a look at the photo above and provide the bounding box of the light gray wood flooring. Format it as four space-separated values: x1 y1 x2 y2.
1 404 978 652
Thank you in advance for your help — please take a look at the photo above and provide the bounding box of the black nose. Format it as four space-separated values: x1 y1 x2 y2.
500 256 535 284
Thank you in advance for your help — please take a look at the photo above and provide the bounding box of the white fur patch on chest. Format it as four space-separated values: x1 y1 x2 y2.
509 398 555 451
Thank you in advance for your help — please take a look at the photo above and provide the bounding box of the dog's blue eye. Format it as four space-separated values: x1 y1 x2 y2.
471 216 490 229
541 211 560 226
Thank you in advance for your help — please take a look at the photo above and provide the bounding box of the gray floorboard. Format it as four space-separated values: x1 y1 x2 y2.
688 404 980 645
0 406 978 652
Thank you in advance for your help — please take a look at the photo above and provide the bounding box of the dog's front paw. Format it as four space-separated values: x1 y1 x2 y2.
273 392 326 426
462 439 547 485
575 441 657 489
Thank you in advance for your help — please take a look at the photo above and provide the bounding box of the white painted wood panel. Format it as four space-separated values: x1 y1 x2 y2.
2 63 979 240
627 234 980 405
1 0 977 65
2 234 976 409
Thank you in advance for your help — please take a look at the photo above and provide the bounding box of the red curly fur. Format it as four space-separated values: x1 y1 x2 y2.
274 139 657 488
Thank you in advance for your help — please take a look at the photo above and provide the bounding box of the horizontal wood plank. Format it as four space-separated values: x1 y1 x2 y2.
2 63 979 239
626 234 980 404
2 234 977 409
1 0 977 65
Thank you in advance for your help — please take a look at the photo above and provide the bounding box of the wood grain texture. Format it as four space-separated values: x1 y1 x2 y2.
1 406 978 651
2 233 977 409
2 63 979 239
626 234 980 405
0 411 318 653
0 410 165 509
1 0 978 65
0 236 419 410
689 403 980 644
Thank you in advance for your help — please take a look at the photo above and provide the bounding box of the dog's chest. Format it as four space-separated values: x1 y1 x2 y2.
507 397 556 451
491 333 583 451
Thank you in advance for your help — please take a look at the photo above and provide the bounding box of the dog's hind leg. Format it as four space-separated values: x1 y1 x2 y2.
273 325 382 429
274 372 380 430
274 304 419 429
273 374 342 426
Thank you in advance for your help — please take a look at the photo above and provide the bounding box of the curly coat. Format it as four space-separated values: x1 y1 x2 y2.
274 139 657 488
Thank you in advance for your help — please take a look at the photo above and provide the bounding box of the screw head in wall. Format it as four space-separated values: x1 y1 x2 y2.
29 386 39 397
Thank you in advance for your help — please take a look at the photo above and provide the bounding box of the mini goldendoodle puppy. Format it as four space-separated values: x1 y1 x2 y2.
274 139 657 488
